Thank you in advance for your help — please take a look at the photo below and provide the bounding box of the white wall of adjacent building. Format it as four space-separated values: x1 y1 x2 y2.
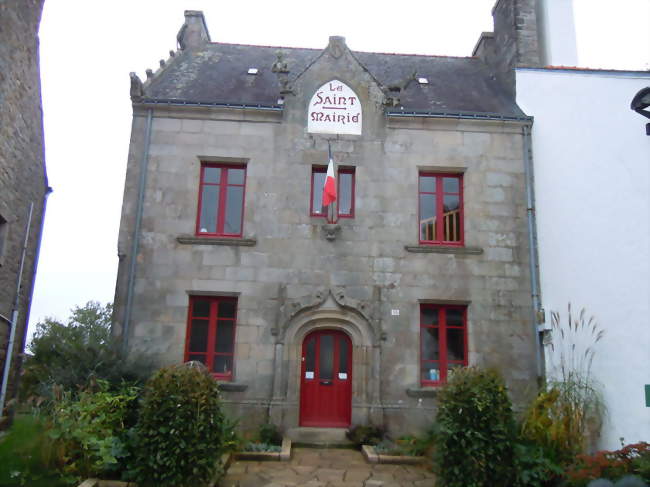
516 67 650 449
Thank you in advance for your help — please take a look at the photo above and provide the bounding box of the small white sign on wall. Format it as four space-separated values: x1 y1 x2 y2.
307 80 362 135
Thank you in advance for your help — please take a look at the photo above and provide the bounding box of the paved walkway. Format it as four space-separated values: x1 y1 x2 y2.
219 447 436 487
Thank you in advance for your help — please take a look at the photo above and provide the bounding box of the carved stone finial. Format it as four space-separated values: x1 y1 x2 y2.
177 10 211 50
271 50 290 74
129 72 143 101
159 59 166 68
145 69 153 79
328 36 346 59
169 50 175 58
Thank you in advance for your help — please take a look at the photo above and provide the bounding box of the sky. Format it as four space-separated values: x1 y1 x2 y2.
30 0 649 336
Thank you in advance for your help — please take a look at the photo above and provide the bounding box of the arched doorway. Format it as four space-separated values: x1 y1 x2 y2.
299 329 352 427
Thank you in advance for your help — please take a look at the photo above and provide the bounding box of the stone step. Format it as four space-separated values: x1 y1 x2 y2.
286 427 353 446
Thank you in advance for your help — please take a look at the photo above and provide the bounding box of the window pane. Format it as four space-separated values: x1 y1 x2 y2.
199 185 219 233
219 300 236 318
421 306 439 326
421 327 440 360
338 336 349 374
189 319 209 352
213 355 233 375
443 195 460 241
319 335 333 380
215 320 234 353
188 354 206 364
228 168 245 185
443 176 459 193
447 328 465 361
446 309 464 327
224 186 243 234
419 175 436 193
338 172 353 215
192 299 210 317
419 194 437 241
443 194 459 212
305 336 316 373
421 363 440 382
204 167 221 184
312 171 326 214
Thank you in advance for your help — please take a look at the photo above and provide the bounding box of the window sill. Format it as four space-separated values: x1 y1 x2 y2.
404 245 483 255
177 235 257 247
217 382 248 392
406 387 439 398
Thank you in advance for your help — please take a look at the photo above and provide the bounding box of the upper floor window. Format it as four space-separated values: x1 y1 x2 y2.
196 164 246 237
185 296 237 380
418 173 463 245
311 166 355 218
420 304 468 386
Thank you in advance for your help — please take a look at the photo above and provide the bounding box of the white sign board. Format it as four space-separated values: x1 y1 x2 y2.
308 80 362 135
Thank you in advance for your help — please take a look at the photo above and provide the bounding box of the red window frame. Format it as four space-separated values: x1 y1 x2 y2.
420 304 468 386
195 163 246 237
418 172 464 245
310 166 355 218
184 296 237 380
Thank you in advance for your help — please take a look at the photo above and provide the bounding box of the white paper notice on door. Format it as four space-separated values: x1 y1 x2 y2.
305 371 314 379
338 373 348 379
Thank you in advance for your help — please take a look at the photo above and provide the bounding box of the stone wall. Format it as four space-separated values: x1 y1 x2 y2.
115 41 538 435
0 0 48 422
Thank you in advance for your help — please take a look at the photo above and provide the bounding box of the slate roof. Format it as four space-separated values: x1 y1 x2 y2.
143 42 526 118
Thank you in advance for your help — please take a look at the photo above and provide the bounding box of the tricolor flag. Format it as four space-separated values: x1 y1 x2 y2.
322 150 337 207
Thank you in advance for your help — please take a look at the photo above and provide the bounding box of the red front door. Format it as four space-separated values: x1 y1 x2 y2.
299 329 352 427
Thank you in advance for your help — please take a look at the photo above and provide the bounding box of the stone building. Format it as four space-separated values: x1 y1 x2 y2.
0 0 50 424
114 8 541 434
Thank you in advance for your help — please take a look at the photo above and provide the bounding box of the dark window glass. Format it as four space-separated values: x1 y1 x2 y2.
199 185 219 233
338 172 353 216
204 167 221 184
338 336 349 374
446 309 464 327
418 173 463 244
305 337 316 374
193 299 210 317
419 175 436 193
188 354 206 364
225 186 244 234
419 194 437 241
228 168 245 185
421 327 440 360
215 320 234 353
189 320 209 352
421 306 439 326
312 170 326 215
443 176 460 193
447 328 465 361
213 355 233 375
319 335 334 380
421 363 440 382
219 300 236 318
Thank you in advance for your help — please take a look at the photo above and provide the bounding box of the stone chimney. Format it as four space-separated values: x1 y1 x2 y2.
177 10 211 50
473 0 542 97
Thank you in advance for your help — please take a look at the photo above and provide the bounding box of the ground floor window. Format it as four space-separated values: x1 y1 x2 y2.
420 304 467 385
185 296 237 380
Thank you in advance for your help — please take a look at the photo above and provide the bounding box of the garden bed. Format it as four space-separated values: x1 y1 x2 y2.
361 444 425 465
234 437 292 461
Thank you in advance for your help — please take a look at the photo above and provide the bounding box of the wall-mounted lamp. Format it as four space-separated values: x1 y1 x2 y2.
630 87 650 135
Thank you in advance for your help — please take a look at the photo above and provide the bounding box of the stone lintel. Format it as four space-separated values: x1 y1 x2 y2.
404 245 483 255
177 235 257 246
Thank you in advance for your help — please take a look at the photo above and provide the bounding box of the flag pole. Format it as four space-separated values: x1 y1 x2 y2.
327 140 336 224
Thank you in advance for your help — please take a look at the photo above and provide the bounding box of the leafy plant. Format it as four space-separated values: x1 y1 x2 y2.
523 304 605 463
48 380 140 482
432 367 517 487
564 442 650 486
346 425 384 447
258 422 282 446
513 441 564 487
243 442 281 452
0 415 70 487
133 363 225 487
21 301 153 405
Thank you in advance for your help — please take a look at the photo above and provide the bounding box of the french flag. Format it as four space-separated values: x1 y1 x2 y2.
322 150 337 207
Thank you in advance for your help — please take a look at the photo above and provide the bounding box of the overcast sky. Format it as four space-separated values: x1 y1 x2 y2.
30 0 649 335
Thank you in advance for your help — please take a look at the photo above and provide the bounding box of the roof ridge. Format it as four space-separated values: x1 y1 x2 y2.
207 41 321 51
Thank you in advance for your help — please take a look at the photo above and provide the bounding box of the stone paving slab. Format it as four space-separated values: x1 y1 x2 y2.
219 448 435 487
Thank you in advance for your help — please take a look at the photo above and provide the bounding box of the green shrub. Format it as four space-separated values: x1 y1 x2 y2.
258 422 282 446
346 425 384 447
513 441 564 487
21 302 153 405
134 363 225 487
564 442 650 487
48 380 140 482
0 415 69 487
433 367 517 487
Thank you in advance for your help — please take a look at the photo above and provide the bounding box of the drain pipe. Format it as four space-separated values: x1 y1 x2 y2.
0 202 34 416
122 108 153 353
522 123 543 380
